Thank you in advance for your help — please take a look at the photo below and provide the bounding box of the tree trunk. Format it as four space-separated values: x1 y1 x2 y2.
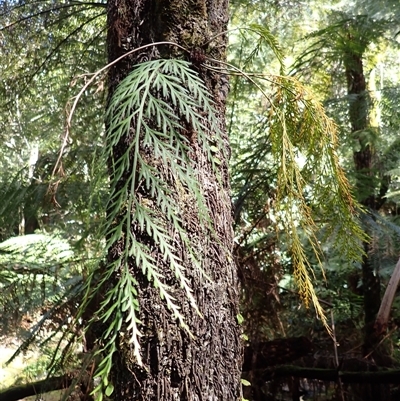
344 45 390 401
375 256 400 334
345 50 382 357
103 0 242 400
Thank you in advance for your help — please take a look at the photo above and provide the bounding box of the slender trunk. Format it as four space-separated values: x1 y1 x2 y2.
104 0 242 400
375 257 400 334
345 47 390 401
344 50 381 357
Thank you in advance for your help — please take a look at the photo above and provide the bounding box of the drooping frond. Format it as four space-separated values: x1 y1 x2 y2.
87 59 221 398
269 75 367 307
225 55 367 329
244 24 285 71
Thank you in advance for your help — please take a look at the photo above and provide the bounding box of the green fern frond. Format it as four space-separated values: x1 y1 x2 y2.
88 58 221 395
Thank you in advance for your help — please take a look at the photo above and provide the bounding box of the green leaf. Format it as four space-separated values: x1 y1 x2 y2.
105 383 114 397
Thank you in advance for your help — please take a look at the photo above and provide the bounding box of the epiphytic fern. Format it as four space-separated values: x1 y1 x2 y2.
89 59 221 399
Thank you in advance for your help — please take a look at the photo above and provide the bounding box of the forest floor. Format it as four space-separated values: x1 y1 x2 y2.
0 343 32 388
0 340 62 400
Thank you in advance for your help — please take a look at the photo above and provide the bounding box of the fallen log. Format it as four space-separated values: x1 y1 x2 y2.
260 365 400 384
0 374 72 401
243 336 314 370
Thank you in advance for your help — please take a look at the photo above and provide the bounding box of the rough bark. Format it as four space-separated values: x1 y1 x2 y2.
5 359 400 401
103 0 242 400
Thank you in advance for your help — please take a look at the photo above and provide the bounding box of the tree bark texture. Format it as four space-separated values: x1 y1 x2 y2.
104 0 242 400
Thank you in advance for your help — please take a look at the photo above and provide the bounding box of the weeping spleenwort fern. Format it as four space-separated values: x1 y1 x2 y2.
227 24 367 331
87 59 221 399
268 76 367 318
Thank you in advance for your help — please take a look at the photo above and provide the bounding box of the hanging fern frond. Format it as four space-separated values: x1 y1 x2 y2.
265 75 367 325
87 58 221 398
223 56 367 330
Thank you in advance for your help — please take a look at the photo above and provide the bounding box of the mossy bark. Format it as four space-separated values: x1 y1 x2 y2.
104 0 242 400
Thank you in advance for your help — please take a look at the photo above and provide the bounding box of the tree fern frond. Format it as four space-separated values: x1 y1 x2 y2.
6 277 83 366
369 210 400 238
